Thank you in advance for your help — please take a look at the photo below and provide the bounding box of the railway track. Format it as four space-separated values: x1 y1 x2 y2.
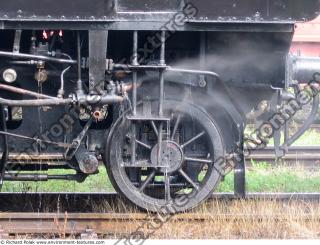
246 146 320 166
2 210 320 238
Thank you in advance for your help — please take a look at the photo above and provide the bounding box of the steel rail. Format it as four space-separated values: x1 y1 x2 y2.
246 145 320 166
1 208 320 236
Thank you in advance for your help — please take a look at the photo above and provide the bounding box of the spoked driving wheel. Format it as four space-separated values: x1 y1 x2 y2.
105 100 225 212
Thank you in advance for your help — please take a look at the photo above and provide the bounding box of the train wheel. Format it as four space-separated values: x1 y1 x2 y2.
104 100 225 212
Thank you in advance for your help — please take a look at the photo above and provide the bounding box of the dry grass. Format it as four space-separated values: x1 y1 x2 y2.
102 199 320 239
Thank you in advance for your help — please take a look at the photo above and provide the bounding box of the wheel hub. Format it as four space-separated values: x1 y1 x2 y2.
150 140 183 173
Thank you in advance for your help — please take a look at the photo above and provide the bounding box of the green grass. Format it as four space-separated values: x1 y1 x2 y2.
217 162 320 193
293 129 320 146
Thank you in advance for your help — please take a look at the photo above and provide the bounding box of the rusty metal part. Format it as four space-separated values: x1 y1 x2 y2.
1 209 320 236
7 153 65 160
93 110 102 120
0 83 55 99
34 69 48 83
0 213 147 235
77 153 99 174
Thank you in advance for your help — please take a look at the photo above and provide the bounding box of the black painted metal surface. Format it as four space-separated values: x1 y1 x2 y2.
0 0 318 30
187 0 320 22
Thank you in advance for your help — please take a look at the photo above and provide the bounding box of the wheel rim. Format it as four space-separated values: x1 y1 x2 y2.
105 101 224 212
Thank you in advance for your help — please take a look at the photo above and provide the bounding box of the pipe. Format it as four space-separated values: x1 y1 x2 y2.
131 31 138 166
3 173 80 181
0 94 123 107
159 31 166 66
0 105 8 188
0 97 72 107
76 31 84 94
0 83 55 99
112 64 220 79
0 51 77 64
58 66 71 98
159 31 166 116
167 67 220 79
113 64 168 71
82 94 124 105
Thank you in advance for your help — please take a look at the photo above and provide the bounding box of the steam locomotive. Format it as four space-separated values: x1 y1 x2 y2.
0 0 319 212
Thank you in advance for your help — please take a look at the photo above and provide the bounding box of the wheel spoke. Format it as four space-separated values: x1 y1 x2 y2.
126 135 152 150
179 169 199 190
171 114 182 140
184 156 213 164
139 170 156 192
165 172 171 201
181 131 205 149
150 121 159 137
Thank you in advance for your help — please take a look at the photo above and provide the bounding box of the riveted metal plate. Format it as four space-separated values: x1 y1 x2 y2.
0 0 116 20
0 0 318 23
187 0 320 23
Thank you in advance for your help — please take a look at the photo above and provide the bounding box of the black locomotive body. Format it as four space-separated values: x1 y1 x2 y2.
0 0 319 211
